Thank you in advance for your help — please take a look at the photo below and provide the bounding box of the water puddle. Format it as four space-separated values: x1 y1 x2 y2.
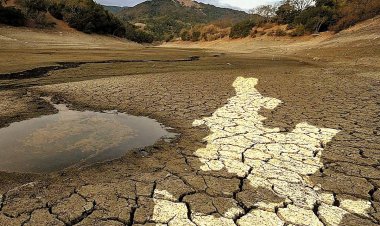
0 98 176 173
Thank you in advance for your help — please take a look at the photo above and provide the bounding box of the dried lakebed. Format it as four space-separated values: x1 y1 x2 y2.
0 98 176 173
0 56 200 80
0 56 201 90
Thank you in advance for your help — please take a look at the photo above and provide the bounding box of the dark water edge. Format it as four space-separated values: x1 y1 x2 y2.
0 56 200 80
0 98 177 173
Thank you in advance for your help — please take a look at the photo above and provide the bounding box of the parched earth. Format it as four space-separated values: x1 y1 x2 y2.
0 27 380 226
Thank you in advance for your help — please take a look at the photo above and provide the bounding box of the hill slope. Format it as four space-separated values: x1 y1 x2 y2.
115 0 248 40
118 0 247 23
162 16 380 70
0 0 156 43
103 5 127 14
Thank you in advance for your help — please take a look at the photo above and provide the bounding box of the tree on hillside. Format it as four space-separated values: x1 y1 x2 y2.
291 0 315 10
330 0 380 31
19 0 49 14
276 0 298 24
251 4 277 22
229 19 256 39
0 0 25 26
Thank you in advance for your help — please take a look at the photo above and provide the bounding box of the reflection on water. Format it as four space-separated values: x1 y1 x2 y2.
0 99 176 173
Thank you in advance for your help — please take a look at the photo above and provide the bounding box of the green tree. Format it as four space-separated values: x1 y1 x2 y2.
19 0 48 14
191 30 201 41
180 30 191 41
251 4 277 22
229 19 256 39
0 6 25 26
276 0 298 24
84 22 95 33
293 0 339 32
331 0 380 31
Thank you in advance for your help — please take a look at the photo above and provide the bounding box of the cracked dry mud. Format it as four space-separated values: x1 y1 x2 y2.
0 53 379 225
151 77 373 226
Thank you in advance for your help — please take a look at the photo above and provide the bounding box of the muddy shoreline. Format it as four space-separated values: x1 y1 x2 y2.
0 56 200 80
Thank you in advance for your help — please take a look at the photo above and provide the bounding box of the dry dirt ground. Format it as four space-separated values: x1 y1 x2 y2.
0 17 379 226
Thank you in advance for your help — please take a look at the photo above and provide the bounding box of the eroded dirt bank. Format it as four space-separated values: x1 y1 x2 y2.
0 22 379 226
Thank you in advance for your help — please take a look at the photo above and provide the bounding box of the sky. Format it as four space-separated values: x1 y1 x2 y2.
94 0 280 11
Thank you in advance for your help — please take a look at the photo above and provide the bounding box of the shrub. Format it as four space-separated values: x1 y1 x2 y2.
191 30 201 41
0 7 25 26
290 24 306 36
124 23 154 43
229 19 256 39
48 2 64 20
164 34 174 42
276 1 298 24
199 24 229 41
19 0 48 14
34 11 55 28
180 30 190 41
200 24 218 40
275 28 287 36
257 31 267 36
294 6 335 32
330 0 380 32
286 23 295 30
84 22 95 34
262 22 276 30
219 27 230 38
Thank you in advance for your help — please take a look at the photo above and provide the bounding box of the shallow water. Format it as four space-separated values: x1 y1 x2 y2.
0 99 176 173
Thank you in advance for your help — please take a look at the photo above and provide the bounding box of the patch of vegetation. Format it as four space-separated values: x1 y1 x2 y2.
16 0 127 35
289 24 306 36
125 23 154 43
229 19 257 39
115 0 248 41
0 0 153 43
180 30 191 41
0 6 25 26
103 5 125 14
330 0 380 31
200 24 229 41
144 15 185 41
268 28 287 36
275 0 380 33
180 24 230 41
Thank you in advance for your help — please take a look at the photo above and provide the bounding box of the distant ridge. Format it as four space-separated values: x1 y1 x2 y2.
111 0 248 40
117 0 247 24
103 5 127 14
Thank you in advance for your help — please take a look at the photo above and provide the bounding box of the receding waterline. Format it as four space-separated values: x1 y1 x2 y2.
0 98 176 173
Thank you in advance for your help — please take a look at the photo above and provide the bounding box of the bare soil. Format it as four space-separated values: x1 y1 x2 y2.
0 17 379 225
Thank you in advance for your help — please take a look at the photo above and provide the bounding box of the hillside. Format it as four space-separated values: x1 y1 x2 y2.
115 0 248 40
103 5 126 14
118 0 247 23
0 0 155 43
162 16 380 70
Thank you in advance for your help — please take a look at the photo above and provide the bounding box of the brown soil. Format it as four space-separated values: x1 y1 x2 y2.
0 17 379 226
